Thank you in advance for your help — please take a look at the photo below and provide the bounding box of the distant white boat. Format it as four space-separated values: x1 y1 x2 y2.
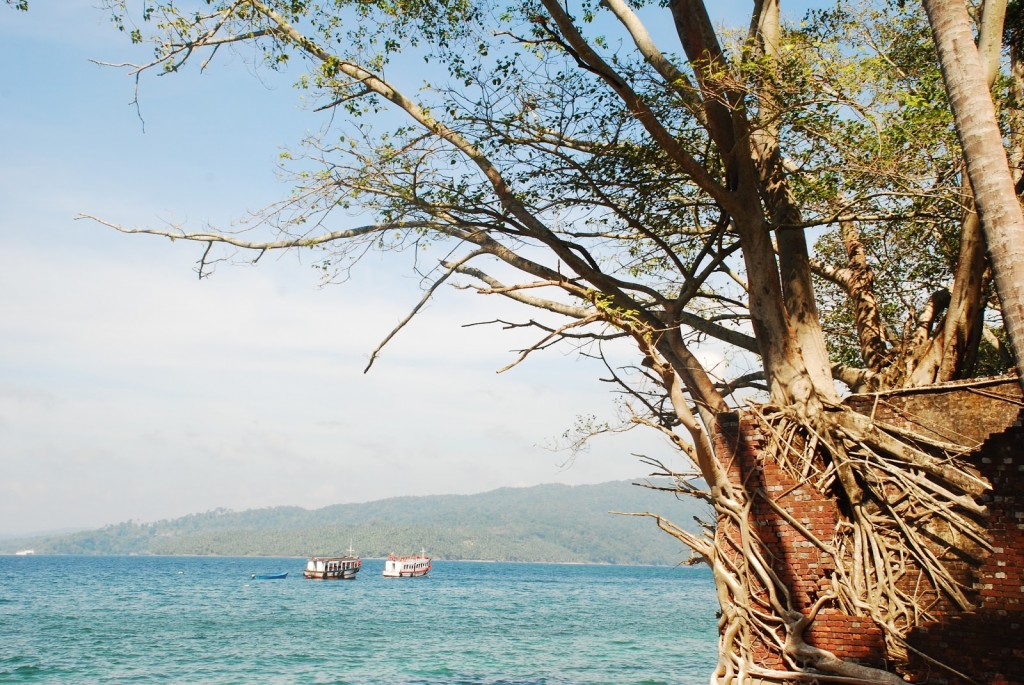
14 549 35 556
383 549 431 578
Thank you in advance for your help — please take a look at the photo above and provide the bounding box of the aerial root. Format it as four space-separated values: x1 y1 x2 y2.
654 404 991 683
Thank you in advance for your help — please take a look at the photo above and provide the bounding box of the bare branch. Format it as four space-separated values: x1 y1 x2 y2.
364 250 486 373
77 214 431 250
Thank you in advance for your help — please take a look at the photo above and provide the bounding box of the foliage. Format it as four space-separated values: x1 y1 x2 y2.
1 480 709 565
89 0 1016 396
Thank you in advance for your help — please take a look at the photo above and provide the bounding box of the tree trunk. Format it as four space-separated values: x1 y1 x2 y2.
839 221 891 377
934 0 1005 382
922 0 1024 391
749 0 838 402
935 207 988 381
1010 56 1024 184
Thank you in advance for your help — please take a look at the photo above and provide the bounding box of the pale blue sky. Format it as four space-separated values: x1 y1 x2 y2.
1 0 821 536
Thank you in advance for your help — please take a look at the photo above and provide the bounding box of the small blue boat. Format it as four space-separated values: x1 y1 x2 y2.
251 572 288 580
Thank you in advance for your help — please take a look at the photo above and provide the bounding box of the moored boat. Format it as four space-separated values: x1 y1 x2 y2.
304 545 361 580
383 549 431 578
251 571 288 580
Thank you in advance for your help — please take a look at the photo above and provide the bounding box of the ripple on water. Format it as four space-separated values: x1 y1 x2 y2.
0 557 718 684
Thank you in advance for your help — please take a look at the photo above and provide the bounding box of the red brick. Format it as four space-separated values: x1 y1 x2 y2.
715 376 1024 684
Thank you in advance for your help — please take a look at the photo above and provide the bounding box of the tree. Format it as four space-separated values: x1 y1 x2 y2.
921 0 1024 392
81 0 1021 681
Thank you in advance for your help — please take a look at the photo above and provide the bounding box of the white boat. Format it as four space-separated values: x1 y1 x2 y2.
383 549 431 578
303 544 361 580
14 549 35 556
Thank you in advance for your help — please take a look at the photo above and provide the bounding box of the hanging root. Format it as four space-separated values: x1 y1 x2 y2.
749 403 991 678
636 402 991 684
631 489 911 682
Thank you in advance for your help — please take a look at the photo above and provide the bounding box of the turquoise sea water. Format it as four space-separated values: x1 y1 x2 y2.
0 556 718 684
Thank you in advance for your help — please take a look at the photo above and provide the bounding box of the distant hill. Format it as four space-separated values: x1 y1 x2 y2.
0 479 712 565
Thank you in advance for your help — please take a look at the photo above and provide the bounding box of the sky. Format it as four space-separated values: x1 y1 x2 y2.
0 0 820 537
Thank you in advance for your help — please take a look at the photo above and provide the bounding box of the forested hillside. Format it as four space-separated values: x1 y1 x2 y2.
2 480 709 565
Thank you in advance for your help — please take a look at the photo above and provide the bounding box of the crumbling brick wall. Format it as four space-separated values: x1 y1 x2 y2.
713 376 1023 683
902 403 1023 684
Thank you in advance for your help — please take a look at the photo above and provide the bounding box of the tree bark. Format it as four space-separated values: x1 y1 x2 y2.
923 0 1024 391
934 0 1006 382
749 0 838 401
839 221 891 377
669 0 827 415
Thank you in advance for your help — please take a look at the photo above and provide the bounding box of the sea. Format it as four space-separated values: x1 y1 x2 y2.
0 556 719 684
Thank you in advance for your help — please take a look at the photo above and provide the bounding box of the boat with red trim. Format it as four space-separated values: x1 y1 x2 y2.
383 549 431 578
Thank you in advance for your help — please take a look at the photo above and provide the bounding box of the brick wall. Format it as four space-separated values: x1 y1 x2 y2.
715 413 888 668
713 376 1024 683
843 376 1021 446
903 418 1024 684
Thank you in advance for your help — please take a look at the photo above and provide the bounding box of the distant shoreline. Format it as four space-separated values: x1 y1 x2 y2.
0 552 709 568
0 479 708 566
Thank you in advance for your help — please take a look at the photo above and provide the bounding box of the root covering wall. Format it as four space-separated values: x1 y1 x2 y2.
714 376 1023 683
